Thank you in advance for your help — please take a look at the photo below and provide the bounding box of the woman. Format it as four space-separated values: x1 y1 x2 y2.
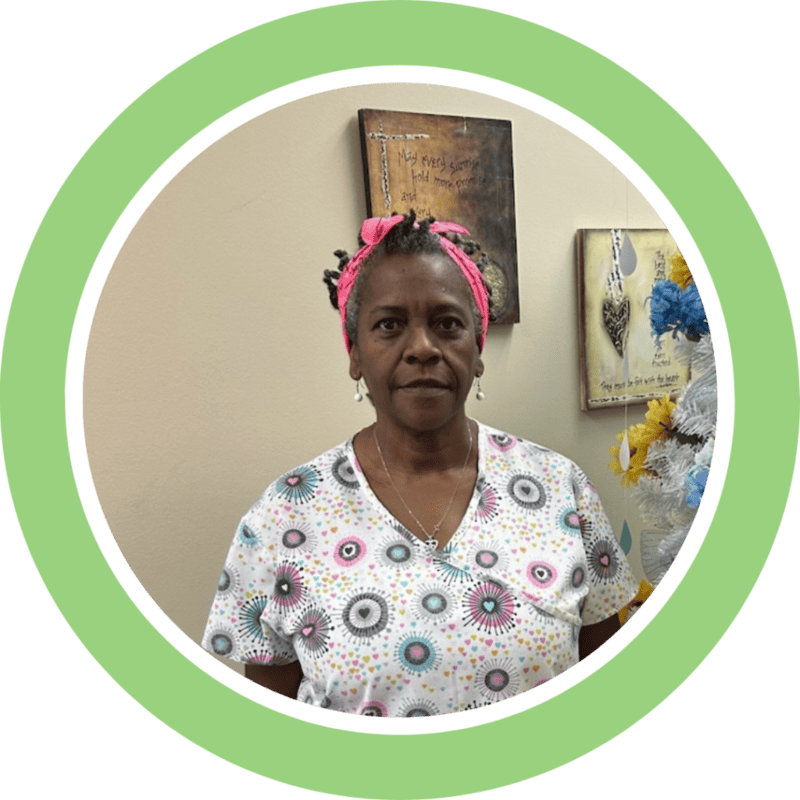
202 212 637 715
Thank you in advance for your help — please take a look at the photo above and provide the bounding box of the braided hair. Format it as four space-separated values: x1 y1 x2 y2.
323 210 495 349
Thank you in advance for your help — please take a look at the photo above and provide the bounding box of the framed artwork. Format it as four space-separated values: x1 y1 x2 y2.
576 228 691 410
358 108 520 324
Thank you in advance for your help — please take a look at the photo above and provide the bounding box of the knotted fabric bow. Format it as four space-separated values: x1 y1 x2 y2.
337 215 490 352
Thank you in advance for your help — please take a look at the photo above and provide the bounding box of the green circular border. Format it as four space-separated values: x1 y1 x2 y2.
2 2 797 797
66 67 720 733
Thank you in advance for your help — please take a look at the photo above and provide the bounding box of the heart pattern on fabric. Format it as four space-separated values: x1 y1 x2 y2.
203 423 638 717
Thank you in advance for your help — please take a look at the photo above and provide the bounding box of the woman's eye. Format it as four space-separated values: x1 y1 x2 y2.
377 318 400 331
438 317 463 331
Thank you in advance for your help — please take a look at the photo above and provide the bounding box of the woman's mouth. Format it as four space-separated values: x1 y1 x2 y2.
399 379 450 395
402 379 449 389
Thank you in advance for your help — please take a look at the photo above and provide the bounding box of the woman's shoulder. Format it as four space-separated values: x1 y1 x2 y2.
244 437 357 519
478 420 564 460
477 420 584 476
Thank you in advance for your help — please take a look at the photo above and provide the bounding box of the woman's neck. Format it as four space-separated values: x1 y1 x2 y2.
368 414 475 476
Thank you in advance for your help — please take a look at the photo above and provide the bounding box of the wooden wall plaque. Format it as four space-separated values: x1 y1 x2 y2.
359 108 519 325
576 228 691 410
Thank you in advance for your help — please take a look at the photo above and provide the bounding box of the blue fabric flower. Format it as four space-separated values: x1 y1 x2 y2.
685 467 708 508
650 280 682 337
681 283 710 338
650 280 709 340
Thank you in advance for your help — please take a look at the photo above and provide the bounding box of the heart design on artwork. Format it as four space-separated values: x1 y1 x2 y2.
302 626 313 637
602 297 630 358
287 476 300 486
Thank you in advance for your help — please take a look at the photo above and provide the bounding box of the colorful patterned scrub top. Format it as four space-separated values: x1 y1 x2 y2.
202 422 637 716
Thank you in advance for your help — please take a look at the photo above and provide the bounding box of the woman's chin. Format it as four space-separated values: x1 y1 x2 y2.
382 396 467 432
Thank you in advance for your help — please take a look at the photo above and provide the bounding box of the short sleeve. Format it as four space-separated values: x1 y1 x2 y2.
201 504 298 666
572 464 638 626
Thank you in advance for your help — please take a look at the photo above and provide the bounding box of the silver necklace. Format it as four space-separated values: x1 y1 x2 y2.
373 421 474 545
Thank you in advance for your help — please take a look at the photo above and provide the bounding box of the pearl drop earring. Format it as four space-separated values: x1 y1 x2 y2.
354 379 363 402
475 376 485 401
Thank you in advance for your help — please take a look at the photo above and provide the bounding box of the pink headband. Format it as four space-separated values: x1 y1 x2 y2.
337 216 490 352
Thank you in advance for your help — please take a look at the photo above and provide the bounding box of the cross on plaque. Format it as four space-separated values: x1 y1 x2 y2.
367 121 430 212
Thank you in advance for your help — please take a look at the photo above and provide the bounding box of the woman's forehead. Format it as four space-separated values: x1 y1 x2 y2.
361 252 473 308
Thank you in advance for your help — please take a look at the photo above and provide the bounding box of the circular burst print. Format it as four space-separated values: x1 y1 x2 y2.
558 507 582 533
411 582 456 624
488 432 517 452
526 560 558 589
397 634 440 674
272 562 304 610
475 478 499 521
341 591 391 640
571 563 587 589
279 523 317 553
377 534 414 568
216 564 240 597
571 623 581 646
242 649 278 665
239 594 269 641
359 700 388 717
433 545 471 584
463 699 494 712
475 549 498 568
587 538 620 584
334 536 367 567
475 658 520 702
463 581 517 634
398 698 440 717
238 522 261 548
274 465 320 504
389 522 415 541
297 686 331 708
571 466 588 498
467 540 509 573
296 606 333 657
532 603 558 628
204 625 240 659
330 453 359 491
507 474 547 511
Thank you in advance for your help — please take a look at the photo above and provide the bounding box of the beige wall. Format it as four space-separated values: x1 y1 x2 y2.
84 83 663 673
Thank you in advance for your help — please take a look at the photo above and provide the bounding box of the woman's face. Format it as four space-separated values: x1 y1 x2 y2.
349 252 484 433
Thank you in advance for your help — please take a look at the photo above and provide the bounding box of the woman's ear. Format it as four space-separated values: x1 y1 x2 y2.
349 346 361 381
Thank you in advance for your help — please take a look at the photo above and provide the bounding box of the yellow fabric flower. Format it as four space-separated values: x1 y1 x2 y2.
669 251 693 289
619 580 654 624
644 392 677 436
609 394 676 485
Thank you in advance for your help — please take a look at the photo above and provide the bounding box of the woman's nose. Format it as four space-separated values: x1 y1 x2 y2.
403 324 441 363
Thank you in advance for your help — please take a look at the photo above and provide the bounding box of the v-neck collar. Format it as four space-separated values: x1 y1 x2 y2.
346 420 487 553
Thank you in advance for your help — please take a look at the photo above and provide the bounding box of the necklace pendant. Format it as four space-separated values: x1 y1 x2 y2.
432 524 441 536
